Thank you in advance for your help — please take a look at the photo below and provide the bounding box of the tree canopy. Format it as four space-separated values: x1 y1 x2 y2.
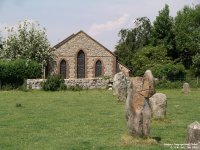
115 4 200 79
1 20 54 63
114 17 152 71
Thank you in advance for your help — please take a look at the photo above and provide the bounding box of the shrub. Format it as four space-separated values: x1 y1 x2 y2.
59 83 67 91
42 75 64 91
156 80 183 89
69 84 82 91
192 53 200 77
0 59 41 88
152 63 186 81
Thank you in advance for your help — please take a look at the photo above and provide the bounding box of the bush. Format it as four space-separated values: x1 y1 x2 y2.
0 59 41 88
42 75 64 91
59 83 67 91
68 84 82 91
192 53 200 77
152 63 186 81
156 80 183 89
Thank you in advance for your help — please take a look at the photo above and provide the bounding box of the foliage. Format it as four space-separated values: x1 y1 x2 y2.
0 90 200 149
59 83 67 91
151 4 173 45
42 74 64 91
2 20 54 63
155 80 183 89
0 33 2 49
192 53 200 77
0 33 3 58
68 84 83 91
114 17 152 69
115 4 200 79
174 5 200 68
0 59 41 88
151 63 186 81
131 45 171 76
151 4 177 59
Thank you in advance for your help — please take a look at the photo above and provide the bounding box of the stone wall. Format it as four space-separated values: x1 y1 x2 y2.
51 31 116 79
27 79 45 90
27 78 112 90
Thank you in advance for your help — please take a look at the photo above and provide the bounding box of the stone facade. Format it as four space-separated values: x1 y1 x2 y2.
49 31 130 79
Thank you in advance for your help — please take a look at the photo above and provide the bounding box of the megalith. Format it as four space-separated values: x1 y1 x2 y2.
149 93 167 118
113 72 127 101
183 82 191 94
186 121 200 150
126 70 155 137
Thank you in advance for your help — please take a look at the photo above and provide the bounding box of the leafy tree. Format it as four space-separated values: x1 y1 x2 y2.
151 4 177 59
174 5 200 68
152 63 186 81
2 20 54 63
0 32 3 59
131 45 172 76
114 17 152 70
192 53 200 77
0 33 2 49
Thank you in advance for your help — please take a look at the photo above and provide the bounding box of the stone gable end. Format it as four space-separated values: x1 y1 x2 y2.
52 31 116 79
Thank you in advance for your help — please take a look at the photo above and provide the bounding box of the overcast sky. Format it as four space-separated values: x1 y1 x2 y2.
0 0 199 51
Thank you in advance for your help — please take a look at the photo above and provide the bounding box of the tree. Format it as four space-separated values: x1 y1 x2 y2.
174 5 200 68
192 53 200 77
0 32 3 59
114 17 152 71
151 4 176 59
2 20 54 63
131 45 172 76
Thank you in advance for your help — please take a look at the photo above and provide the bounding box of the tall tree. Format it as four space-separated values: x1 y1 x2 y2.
151 4 176 59
114 17 152 70
0 32 3 58
2 20 54 63
174 5 200 68
192 53 200 77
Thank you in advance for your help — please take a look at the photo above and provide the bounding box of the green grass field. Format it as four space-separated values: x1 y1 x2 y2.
0 89 199 150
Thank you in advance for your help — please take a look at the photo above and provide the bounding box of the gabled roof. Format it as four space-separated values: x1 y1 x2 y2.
53 30 116 57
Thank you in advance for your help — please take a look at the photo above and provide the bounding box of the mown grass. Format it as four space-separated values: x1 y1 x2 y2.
0 89 199 150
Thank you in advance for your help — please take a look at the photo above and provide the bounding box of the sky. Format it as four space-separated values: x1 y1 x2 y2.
0 0 199 51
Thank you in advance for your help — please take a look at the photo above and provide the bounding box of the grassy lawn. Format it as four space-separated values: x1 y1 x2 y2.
0 89 199 150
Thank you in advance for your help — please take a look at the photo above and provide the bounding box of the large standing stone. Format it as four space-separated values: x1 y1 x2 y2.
149 93 167 118
183 82 191 94
113 72 127 101
126 70 155 137
186 121 200 150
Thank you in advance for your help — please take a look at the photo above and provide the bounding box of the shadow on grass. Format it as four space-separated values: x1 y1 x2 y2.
151 136 161 142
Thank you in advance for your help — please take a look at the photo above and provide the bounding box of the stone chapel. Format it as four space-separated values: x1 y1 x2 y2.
49 30 130 79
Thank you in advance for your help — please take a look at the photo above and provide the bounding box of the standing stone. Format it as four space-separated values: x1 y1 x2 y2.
186 121 200 150
126 70 155 137
149 93 167 118
126 77 144 136
113 72 127 101
183 82 191 94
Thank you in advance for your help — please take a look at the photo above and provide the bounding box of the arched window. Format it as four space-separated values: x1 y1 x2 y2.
77 50 85 78
95 60 102 77
60 60 66 79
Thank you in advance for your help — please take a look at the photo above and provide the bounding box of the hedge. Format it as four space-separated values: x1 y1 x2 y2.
0 59 41 88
